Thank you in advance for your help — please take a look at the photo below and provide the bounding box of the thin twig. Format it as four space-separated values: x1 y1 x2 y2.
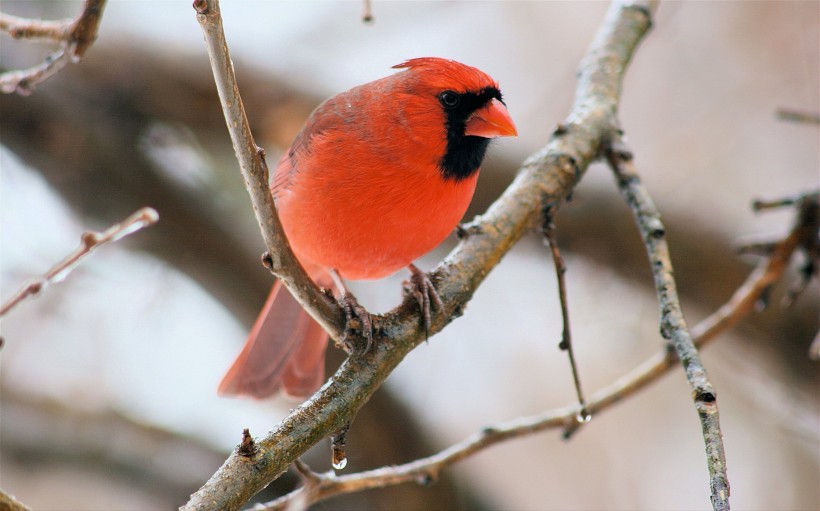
0 46 73 95
810 333 820 361
0 0 107 95
193 0 343 341
0 12 70 41
0 207 159 318
362 0 374 23
748 191 819 308
775 108 820 125
542 208 589 427
605 139 730 511
257 205 807 510
183 2 657 510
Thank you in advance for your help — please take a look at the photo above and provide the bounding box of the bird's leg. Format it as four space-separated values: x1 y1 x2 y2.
403 264 444 339
330 269 373 354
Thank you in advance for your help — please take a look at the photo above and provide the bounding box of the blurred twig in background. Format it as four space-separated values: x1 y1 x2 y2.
776 108 820 125
0 0 107 95
0 207 158 318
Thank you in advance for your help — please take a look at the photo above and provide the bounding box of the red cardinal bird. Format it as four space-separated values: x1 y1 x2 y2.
219 57 517 399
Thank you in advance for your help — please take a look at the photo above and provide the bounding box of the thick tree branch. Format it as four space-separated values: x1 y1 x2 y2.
183 1 656 510
0 0 107 95
605 139 730 511
0 207 158 318
258 195 809 510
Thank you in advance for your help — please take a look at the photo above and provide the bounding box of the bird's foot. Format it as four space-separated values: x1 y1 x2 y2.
403 264 444 339
340 291 373 354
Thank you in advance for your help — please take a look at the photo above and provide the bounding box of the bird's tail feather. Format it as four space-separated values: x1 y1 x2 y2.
218 275 331 399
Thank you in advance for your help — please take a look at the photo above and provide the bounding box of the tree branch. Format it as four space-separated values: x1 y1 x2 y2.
604 138 730 511
775 108 820 125
542 211 589 424
0 12 69 41
193 0 344 341
0 207 159 318
183 1 656 509
257 195 809 510
0 0 107 95
0 489 31 511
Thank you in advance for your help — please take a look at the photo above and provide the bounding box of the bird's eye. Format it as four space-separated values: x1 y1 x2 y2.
438 91 460 109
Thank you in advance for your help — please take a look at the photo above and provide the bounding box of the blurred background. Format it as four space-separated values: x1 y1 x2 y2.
1 1 817 510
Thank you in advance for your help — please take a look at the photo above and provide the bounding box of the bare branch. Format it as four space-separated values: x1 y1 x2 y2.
183 1 657 510
542 208 589 426
776 108 820 125
605 139 730 511
193 0 344 341
362 0 374 24
0 46 73 95
0 12 70 41
257 191 809 511
0 207 159 318
0 489 31 511
0 0 107 95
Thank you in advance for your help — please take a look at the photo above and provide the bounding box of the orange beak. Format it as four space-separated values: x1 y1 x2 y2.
464 98 518 138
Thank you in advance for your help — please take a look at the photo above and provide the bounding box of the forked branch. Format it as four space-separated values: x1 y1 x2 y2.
0 0 107 95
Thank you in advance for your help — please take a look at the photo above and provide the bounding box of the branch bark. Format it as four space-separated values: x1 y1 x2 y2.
605 139 730 510
0 490 31 511
183 1 656 509
0 0 107 94
193 0 343 340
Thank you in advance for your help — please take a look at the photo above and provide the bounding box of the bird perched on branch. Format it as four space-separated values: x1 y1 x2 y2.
219 57 517 399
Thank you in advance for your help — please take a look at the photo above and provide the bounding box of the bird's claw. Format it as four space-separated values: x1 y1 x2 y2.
403 264 444 339
340 291 373 354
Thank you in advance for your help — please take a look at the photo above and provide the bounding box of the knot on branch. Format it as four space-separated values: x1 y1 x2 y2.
81 231 102 248
456 217 484 239
646 218 665 239
416 472 437 486
192 0 210 14
237 428 258 457
261 251 274 270
480 425 498 437
553 122 571 137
